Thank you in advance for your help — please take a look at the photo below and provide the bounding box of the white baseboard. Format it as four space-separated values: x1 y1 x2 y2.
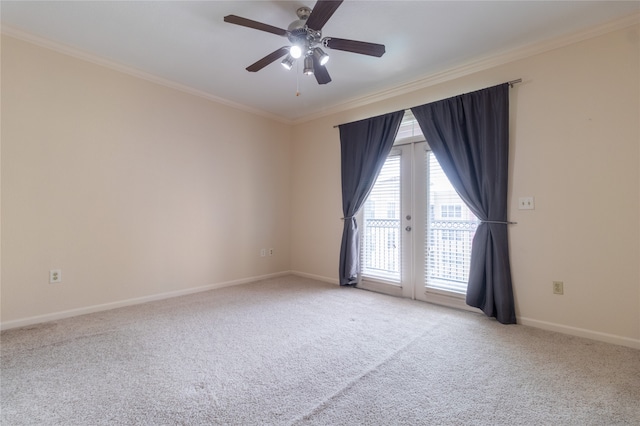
289 272 640 349
288 272 640 349
518 316 640 350
290 270 339 285
6 271 637 350
0 271 291 331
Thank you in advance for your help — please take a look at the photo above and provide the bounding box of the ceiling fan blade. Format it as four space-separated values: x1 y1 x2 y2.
312 55 332 85
325 37 386 57
306 0 343 31
224 15 287 37
246 47 290 72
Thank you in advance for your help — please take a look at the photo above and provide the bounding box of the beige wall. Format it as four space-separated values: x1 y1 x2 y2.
2 24 639 347
1 36 291 324
290 25 640 345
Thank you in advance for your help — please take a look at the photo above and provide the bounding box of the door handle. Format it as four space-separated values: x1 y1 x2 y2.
405 226 412 231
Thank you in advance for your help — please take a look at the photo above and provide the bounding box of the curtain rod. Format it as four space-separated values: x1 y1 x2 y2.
333 79 522 128
507 78 522 87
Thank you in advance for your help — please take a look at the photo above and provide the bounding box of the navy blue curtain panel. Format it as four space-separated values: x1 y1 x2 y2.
411 83 516 324
338 111 404 286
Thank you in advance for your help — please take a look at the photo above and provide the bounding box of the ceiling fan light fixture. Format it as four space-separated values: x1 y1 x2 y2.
303 55 314 75
225 1 386 85
281 55 295 70
289 45 303 59
313 47 329 66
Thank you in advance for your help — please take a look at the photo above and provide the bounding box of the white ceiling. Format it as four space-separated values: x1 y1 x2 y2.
2 1 639 122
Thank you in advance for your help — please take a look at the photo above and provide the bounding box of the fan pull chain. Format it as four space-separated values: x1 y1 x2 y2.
296 60 300 96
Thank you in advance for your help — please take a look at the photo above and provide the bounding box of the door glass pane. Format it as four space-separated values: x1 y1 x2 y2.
361 154 401 282
425 151 479 294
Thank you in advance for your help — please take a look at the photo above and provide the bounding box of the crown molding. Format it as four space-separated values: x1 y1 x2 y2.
2 10 638 126
0 25 293 125
292 11 640 125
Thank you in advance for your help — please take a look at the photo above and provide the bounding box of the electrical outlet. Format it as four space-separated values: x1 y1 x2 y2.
260 249 266 257
50 269 62 283
518 196 535 210
553 281 564 295
269 248 274 256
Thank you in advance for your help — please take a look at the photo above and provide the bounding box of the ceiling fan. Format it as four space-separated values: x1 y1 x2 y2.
223 0 385 85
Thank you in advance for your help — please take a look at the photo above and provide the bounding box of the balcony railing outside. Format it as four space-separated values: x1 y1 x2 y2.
426 219 478 294
361 218 401 282
361 218 478 291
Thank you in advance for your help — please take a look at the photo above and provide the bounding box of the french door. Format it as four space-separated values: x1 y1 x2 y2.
358 140 480 310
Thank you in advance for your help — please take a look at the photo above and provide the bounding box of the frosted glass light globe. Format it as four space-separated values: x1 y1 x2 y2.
290 45 303 59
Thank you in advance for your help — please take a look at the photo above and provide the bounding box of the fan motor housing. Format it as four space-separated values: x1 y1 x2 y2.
287 12 322 51
296 6 311 20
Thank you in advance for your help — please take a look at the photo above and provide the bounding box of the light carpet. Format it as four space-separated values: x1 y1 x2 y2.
1 275 639 425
